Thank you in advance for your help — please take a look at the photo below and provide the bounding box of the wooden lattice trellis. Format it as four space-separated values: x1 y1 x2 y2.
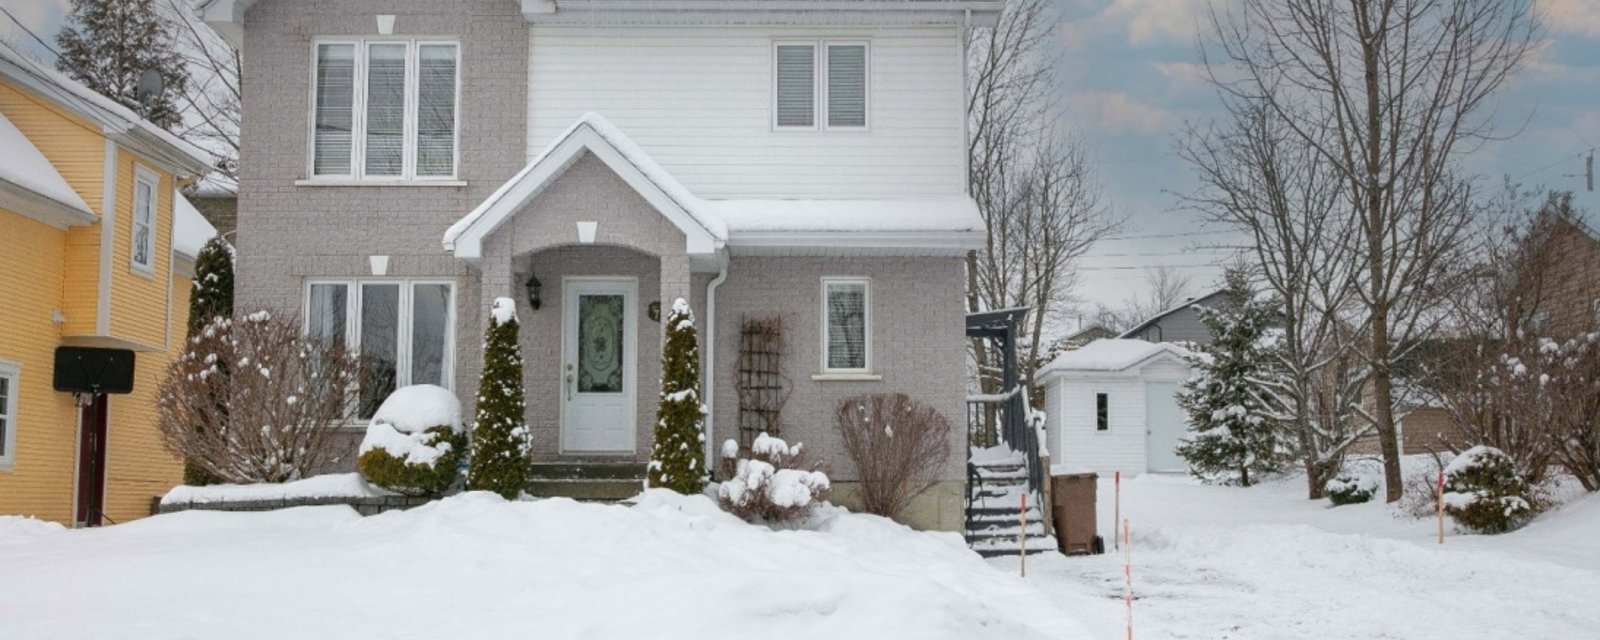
735 315 790 451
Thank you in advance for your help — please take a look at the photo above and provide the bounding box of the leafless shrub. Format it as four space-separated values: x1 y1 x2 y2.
157 311 361 483
717 433 830 524
834 393 953 519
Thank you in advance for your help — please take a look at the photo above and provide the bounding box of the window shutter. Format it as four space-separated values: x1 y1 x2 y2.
414 45 457 177
827 44 866 128
313 44 355 176
775 44 815 128
363 44 407 177
826 282 868 370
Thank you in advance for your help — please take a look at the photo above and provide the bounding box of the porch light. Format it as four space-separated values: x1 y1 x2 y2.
525 273 542 310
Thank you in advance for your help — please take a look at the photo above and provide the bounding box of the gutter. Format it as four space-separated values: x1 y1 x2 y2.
702 253 730 466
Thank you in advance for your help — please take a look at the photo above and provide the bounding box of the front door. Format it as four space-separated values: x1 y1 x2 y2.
562 279 637 453
76 394 108 526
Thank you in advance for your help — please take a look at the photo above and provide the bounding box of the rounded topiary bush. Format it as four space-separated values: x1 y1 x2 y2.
358 385 467 497
1442 446 1534 534
1325 470 1378 506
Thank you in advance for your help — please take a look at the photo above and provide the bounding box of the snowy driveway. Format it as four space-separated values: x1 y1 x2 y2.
1012 475 1600 639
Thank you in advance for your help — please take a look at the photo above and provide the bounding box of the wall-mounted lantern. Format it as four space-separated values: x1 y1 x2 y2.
648 301 662 322
525 272 543 310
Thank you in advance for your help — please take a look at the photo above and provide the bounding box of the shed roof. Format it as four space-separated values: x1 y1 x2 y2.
1036 339 1191 379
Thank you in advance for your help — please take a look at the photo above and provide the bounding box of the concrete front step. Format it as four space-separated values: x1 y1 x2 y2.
525 478 644 501
969 534 1059 558
528 462 648 481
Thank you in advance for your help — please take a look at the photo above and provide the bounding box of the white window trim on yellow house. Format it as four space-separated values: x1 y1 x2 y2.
130 164 159 277
0 360 18 471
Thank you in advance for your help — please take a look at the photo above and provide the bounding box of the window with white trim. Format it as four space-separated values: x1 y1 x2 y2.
0 362 17 469
773 41 869 130
130 169 157 272
822 278 870 372
310 40 459 180
306 280 455 418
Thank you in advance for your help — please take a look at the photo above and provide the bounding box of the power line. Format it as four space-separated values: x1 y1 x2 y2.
1103 229 1239 241
1514 151 1588 182
0 6 63 63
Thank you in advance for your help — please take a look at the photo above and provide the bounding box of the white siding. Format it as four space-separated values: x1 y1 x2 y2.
1053 376 1149 475
527 25 965 198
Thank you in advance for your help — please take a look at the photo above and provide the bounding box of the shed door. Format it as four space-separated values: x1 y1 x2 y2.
1145 382 1187 472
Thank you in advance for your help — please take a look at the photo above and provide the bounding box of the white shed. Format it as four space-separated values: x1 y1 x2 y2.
1036 339 1193 475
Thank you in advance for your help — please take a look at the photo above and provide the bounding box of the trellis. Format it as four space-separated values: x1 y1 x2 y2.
735 315 789 451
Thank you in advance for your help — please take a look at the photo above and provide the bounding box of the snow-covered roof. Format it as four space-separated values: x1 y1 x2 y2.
1037 338 1192 378
445 112 985 261
0 40 213 177
0 108 94 223
173 190 218 259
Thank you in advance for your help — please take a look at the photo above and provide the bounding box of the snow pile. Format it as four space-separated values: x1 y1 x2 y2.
718 433 831 522
490 297 517 325
0 491 1090 639
358 384 465 466
0 110 93 215
161 473 390 505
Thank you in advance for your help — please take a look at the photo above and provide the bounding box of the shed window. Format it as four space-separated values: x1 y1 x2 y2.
1096 393 1109 431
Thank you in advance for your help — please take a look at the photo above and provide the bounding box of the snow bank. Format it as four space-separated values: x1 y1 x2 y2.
359 384 464 466
2 491 1090 639
161 473 390 505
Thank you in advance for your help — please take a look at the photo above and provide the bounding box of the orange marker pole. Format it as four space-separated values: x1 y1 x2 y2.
1123 519 1133 640
1114 470 1121 551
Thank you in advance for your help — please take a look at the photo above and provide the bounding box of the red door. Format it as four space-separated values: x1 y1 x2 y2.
76 394 108 527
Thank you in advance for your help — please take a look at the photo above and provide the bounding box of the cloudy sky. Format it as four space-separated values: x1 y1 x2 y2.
3 0 1596 322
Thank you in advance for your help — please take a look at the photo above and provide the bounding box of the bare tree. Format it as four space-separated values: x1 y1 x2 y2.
966 0 1118 394
166 0 240 181
1202 0 1537 501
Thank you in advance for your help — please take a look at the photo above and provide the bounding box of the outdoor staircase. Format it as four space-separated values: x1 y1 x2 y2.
966 456 1056 558
525 462 647 502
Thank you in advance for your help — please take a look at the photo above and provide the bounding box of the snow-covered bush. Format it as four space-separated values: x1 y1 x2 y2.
648 299 708 494
1325 470 1378 506
834 393 952 519
358 385 467 497
157 311 360 483
180 236 235 487
467 298 531 499
717 433 830 523
1442 446 1536 534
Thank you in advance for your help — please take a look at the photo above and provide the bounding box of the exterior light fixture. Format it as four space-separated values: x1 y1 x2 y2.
525 272 542 310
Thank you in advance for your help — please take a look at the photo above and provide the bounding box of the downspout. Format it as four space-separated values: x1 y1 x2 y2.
702 253 730 466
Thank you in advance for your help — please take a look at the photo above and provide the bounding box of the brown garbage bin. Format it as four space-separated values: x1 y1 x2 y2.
1050 472 1102 555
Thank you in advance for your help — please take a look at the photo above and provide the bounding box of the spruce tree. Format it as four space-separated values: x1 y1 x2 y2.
56 0 189 130
1176 268 1284 486
467 298 530 498
647 298 707 494
179 235 232 486
187 236 233 335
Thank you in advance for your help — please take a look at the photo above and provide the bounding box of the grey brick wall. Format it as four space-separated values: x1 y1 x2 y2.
236 0 527 410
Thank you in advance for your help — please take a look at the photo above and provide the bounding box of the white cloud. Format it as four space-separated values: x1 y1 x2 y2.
1538 0 1600 38
1066 90 1182 135
1063 0 1209 50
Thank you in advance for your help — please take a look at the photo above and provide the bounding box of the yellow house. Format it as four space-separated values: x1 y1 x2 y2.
0 41 214 526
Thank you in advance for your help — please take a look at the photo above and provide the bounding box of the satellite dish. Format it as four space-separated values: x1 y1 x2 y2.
136 69 164 108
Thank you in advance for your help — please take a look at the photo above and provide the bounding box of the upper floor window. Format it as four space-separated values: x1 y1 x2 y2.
130 167 157 273
774 41 868 131
0 361 17 470
822 278 870 373
310 40 459 181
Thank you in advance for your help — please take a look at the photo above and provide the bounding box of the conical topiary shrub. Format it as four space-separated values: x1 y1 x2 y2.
182 235 234 486
467 297 531 498
647 298 707 494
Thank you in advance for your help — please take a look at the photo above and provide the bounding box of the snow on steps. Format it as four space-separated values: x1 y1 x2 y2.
966 456 1055 558
525 462 647 502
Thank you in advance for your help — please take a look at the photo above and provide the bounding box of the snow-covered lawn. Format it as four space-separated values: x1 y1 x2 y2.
0 491 1086 639
1013 466 1600 639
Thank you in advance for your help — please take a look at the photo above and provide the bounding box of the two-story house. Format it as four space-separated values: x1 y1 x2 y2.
0 41 215 526
201 0 1000 529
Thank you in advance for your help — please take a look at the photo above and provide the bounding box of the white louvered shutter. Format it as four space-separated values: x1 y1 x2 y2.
312 44 355 175
775 44 816 128
414 45 457 177
364 43 407 177
827 44 866 128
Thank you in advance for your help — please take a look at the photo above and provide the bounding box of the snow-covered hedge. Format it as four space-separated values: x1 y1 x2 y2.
717 433 830 523
358 385 466 497
1442 446 1535 534
1325 470 1378 506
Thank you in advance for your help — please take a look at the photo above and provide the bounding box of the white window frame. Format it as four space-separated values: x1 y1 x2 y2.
130 165 159 276
302 279 457 396
772 40 870 132
820 277 872 375
305 38 461 182
0 360 18 470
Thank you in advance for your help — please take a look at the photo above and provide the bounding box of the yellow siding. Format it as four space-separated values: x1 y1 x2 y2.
0 210 77 524
107 153 174 350
102 273 188 522
0 79 105 337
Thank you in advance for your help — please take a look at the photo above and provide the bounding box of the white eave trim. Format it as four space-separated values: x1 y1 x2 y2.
523 0 1003 25
0 178 98 229
727 229 983 255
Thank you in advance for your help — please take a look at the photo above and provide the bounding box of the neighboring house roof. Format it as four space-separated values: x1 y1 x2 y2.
0 40 213 178
1036 338 1191 380
0 109 95 226
1117 289 1229 340
445 112 986 261
1061 324 1116 343
173 190 218 260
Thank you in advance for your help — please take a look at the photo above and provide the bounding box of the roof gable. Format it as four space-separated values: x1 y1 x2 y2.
1037 339 1192 379
1117 289 1230 340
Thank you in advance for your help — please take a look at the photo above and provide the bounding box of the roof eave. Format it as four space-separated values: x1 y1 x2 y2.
524 0 1003 25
